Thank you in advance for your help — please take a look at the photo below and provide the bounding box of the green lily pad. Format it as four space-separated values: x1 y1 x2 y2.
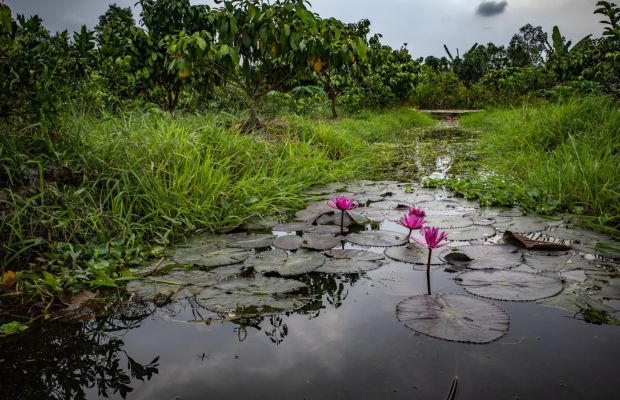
360 209 404 222
273 235 304 251
396 294 509 343
272 223 310 232
523 253 601 272
314 210 356 227
325 249 385 261
315 259 382 274
245 249 325 276
417 199 468 211
304 182 347 195
173 246 252 268
346 230 409 247
304 225 347 235
494 216 549 233
195 276 308 313
368 200 412 210
410 225 495 242
424 216 475 229
456 270 563 301
301 233 341 251
226 233 274 249
385 244 444 265
295 202 333 222
440 245 522 270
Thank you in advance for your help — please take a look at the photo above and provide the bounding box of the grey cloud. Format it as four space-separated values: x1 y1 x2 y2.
476 1 508 17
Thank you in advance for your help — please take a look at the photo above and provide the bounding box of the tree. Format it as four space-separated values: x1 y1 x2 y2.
209 0 322 129
507 24 549 67
310 18 368 118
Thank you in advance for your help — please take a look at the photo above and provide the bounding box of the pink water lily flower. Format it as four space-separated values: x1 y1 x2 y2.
408 207 425 218
328 196 358 211
412 226 448 295
328 195 358 235
398 213 425 237
412 226 449 249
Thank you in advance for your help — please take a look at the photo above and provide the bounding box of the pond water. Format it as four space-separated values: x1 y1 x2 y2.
2 178 620 400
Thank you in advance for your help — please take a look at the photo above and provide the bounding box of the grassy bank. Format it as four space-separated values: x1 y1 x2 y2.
458 96 620 231
0 107 429 295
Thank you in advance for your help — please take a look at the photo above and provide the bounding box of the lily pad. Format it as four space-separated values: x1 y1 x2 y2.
196 276 308 313
423 216 475 229
385 244 444 265
245 249 325 276
304 182 347 195
295 202 333 222
304 225 347 235
226 233 274 249
396 294 509 343
368 200 412 210
325 249 385 261
417 199 468 211
440 245 522 270
273 235 304 251
360 209 404 222
346 230 409 247
494 216 549 233
272 223 310 232
523 253 601 273
410 225 495 242
301 233 341 250
173 246 252 268
315 259 382 274
456 270 563 301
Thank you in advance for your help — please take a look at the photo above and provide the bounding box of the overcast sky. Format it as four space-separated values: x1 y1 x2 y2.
5 0 603 58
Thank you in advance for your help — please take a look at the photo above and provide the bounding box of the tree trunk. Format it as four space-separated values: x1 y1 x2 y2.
329 87 338 119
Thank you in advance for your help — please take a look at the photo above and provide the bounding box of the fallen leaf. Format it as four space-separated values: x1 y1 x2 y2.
504 231 571 251
2 271 16 289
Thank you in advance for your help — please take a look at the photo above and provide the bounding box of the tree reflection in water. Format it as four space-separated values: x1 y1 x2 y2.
0 303 160 400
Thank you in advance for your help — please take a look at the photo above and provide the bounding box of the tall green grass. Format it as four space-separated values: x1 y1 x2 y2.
1 108 430 272
460 96 620 229
324 108 435 143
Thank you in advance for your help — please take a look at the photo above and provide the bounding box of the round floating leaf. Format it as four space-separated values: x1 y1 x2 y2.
325 249 385 262
315 259 382 274
346 230 409 247
272 223 309 232
440 244 522 270
523 253 601 273
173 246 252 268
410 225 495 242
387 193 435 204
424 216 475 229
301 233 341 250
385 244 443 265
456 270 563 301
545 227 615 246
226 233 274 249
304 225 347 235
295 202 333 222
304 182 347 195
360 209 404 222
494 216 549 233
273 235 303 251
196 276 308 313
573 242 620 260
368 200 412 210
314 211 356 227
417 199 467 211
396 294 509 343
245 249 325 276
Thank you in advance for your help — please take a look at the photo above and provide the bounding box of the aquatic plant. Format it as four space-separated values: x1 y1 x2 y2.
397 213 425 237
411 226 449 294
327 195 358 235
408 207 426 218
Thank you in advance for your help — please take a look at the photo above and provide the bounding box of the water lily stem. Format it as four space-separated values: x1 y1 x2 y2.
426 248 432 295
340 210 345 235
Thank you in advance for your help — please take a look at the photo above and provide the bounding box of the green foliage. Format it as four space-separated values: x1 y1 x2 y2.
0 321 28 337
460 97 620 228
413 69 470 108
475 67 556 106
0 6 94 122
578 307 620 325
